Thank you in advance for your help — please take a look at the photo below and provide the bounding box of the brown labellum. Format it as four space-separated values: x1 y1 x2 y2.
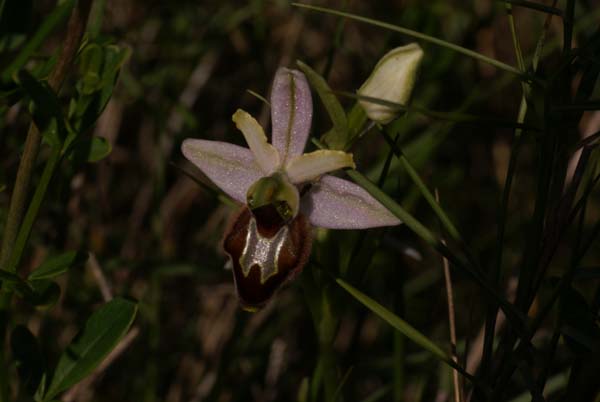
223 205 312 311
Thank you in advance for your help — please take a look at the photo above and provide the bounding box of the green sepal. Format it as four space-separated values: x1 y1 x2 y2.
246 172 299 221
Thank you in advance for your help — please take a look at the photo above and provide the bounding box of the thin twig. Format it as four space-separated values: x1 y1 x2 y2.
466 278 517 374
436 190 462 402
86 254 113 302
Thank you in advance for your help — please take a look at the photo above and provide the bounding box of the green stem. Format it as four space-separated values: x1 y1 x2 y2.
321 344 337 402
7 148 62 274
0 124 42 273
0 2 93 400
0 0 93 275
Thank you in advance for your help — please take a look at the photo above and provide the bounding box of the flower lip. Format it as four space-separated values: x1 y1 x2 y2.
223 207 312 310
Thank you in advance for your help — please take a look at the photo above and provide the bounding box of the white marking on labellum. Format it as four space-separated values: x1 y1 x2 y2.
239 217 288 283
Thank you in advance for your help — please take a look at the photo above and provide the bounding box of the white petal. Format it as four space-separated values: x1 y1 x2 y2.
285 150 355 184
232 109 280 174
181 139 263 203
301 175 401 229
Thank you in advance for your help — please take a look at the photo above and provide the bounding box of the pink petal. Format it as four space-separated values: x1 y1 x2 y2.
270 68 313 164
301 175 401 229
181 139 263 203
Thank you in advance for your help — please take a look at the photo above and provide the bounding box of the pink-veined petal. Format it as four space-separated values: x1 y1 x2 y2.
301 175 401 229
232 109 280 174
181 138 263 203
270 68 313 164
286 150 355 184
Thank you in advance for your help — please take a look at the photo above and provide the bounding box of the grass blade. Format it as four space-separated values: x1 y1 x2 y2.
293 3 527 79
377 129 462 243
336 278 479 385
345 169 529 337
501 0 563 16
335 91 539 131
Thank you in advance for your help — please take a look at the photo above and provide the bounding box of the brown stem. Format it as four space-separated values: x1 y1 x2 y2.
437 190 462 402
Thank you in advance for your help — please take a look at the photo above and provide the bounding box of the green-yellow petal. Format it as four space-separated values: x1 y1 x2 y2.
232 109 280 174
285 150 355 184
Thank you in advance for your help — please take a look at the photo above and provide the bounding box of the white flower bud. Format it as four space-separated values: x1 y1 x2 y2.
358 43 424 124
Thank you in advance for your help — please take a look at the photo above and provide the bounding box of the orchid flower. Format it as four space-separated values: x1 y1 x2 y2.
181 67 400 310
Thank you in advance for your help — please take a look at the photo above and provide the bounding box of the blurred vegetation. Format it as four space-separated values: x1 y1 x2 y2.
1 0 600 401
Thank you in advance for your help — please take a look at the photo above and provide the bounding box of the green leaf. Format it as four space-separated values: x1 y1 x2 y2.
43 298 138 401
10 325 45 395
28 251 88 281
77 44 105 94
100 45 131 84
67 136 112 163
296 60 348 150
15 69 66 146
1 0 76 81
69 43 130 134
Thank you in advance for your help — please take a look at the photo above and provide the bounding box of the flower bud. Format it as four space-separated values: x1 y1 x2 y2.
358 43 424 124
